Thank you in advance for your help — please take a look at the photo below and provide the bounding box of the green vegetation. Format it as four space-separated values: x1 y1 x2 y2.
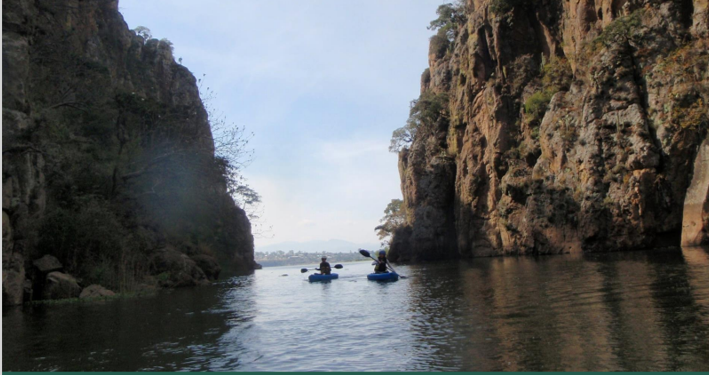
525 89 555 122
524 57 572 124
390 91 449 152
490 0 522 15
374 199 406 246
427 2 465 59
428 2 465 42
592 9 645 50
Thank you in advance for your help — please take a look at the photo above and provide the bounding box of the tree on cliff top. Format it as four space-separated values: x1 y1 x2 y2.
428 2 466 42
375 199 406 246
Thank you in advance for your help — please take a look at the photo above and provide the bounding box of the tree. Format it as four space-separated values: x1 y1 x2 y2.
389 91 449 152
200 77 272 239
428 2 465 42
133 26 152 42
375 199 406 245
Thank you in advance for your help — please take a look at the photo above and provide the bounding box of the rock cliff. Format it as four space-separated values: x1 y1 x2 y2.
3 0 255 305
390 0 709 262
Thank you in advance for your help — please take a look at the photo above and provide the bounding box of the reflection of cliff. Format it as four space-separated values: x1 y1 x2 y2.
391 0 709 262
3 0 255 306
403 251 709 370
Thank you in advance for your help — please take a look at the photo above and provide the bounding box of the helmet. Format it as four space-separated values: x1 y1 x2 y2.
379 250 386 256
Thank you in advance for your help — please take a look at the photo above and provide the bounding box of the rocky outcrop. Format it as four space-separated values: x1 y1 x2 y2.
42 272 81 300
682 136 709 245
391 0 709 261
190 254 221 281
79 285 116 299
2 252 26 306
32 255 62 274
150 248 209 288
2 0 256 301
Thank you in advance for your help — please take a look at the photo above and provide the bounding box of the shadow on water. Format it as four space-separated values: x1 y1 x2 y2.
2 276 256 371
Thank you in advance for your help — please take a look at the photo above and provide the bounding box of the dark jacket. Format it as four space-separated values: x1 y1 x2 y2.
374 257 388 273
319 261 331 275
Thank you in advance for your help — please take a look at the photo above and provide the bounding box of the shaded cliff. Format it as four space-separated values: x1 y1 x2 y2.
390 0 709 262
3 0 255 305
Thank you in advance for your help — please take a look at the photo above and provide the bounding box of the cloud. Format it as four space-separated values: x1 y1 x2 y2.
118 0 440 250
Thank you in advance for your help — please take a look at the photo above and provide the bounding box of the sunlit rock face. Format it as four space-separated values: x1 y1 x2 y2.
390 0 709 262
2 0 255 304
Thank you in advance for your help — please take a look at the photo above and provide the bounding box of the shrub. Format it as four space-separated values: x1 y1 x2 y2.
524 57 572 124
428 2 465 42
390 91 449 152
490 0 522 15
525 89 554 122
429 33 450 59
592 10 645 49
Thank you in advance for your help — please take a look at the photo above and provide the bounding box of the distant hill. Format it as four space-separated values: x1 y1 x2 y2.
256 239 381 253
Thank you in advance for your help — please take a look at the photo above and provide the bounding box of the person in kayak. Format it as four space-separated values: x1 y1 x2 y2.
319 256 332 275
374 250 388 273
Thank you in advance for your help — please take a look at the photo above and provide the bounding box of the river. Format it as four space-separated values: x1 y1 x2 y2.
3 247 709 371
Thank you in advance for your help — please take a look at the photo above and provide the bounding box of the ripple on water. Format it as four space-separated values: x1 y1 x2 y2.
4 249 709 371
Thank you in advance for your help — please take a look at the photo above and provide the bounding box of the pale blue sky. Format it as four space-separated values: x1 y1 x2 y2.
119 0 443 249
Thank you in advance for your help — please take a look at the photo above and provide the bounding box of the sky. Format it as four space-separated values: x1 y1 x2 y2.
119 0 443 250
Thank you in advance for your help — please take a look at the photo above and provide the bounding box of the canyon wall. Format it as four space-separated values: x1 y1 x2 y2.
391 0 709 261
3 0 255 305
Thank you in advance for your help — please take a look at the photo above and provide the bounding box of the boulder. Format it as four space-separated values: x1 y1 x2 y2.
150 247 208 287
190 254 221 281
42 272 81 300
2 252 25 306
79 284 115 299
32 254 62 273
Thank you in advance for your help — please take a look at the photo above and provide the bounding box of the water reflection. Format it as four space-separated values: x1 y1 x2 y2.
4 248 709 371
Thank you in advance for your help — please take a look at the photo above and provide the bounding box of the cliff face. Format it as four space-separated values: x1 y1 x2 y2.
3 0 255 305
391 0 709 262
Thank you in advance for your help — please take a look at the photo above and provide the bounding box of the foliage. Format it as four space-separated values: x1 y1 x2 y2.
429 33 451 59
390 91 449 152
524 57 572 124
541 56 572 91
200 77 271 239
592 10 645 49
374 199 406 245
428 2 466 42
490 0 522 15
159 38 174 53
133 26 152 41
524 89 555 122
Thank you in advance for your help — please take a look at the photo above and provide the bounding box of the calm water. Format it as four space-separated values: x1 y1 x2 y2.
4 247 709 371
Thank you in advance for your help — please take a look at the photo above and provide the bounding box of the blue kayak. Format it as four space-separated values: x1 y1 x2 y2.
367 272 399 281
308 273 339 282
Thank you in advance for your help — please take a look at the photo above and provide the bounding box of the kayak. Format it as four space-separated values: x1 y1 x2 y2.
367 272 399 281
308 273 339 282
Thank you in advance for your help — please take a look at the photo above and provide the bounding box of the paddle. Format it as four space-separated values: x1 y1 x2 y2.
358 249 407 279
300 264 343 273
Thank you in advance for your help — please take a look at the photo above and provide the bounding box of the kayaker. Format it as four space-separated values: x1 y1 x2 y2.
374 250 388 273
319 256 332 275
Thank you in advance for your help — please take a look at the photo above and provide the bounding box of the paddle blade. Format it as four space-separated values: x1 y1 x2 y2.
300 268 308 273
334 264 343 269
358 249 371 258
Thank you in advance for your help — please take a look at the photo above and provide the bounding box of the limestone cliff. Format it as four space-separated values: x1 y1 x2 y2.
3 0 255 305
390 0 709 262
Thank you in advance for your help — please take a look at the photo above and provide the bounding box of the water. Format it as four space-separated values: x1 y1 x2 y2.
4 247 709 371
